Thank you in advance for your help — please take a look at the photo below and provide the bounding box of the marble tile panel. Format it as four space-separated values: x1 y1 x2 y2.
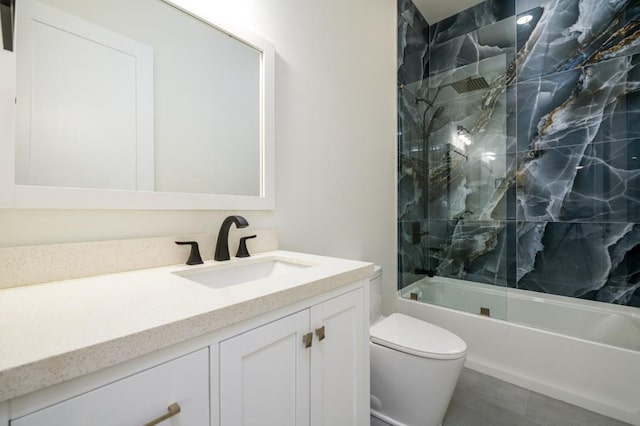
398 218 509 289
399 85 508 223
514 67 582 152
398 0 640 310
398 0 429 85
398 86 428 147
563 140 640 223
515 6 544 52
415 218 511 286
516 0 640 82
398 159 425 222
505 82 518 153
431 0 515 45
517 222 640 306
398 220 432 289
425 151 516 221
516 139 640 223
516 0 546 14
430 17 516 77
516 54 640 152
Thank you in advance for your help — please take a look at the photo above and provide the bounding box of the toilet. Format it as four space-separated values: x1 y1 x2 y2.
369 266 466 426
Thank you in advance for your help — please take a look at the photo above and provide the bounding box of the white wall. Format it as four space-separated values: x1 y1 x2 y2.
190 0 397 311
1 0 397 311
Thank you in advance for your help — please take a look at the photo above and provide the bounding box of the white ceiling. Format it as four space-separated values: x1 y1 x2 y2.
413 0 485 24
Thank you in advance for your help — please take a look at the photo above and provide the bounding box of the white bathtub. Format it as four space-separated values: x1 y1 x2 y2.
397 277 640 425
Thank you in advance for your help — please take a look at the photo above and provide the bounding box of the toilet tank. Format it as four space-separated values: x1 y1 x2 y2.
370 265 383 325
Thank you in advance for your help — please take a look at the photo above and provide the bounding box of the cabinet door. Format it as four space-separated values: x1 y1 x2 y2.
11 348 209 426
219 310 310 426
310 288 366 426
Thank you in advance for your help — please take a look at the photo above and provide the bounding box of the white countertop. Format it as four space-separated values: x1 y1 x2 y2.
0 250 373 402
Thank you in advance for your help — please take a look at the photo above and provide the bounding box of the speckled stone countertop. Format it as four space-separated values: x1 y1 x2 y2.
0 250 373 402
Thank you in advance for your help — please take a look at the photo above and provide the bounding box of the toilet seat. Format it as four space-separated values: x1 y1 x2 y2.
370 313 466 360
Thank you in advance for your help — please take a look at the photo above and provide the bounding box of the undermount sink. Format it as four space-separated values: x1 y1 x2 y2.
174 258 313 289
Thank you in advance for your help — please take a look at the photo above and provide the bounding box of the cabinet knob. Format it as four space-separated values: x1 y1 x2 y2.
143 402 181 426
303 332 313 348
315 326 326 341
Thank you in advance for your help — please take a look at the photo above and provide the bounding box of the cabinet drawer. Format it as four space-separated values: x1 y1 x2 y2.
11 348 209 426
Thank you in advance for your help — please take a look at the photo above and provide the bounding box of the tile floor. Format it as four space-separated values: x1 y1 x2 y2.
443 369 632 426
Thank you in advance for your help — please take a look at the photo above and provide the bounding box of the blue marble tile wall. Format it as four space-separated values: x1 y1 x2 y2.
398 0 640 308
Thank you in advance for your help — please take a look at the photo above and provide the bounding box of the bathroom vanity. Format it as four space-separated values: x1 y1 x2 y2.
0 251 373 426
0 1 373 424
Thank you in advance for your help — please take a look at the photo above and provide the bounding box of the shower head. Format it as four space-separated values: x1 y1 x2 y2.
446 76 490 94
419 76 490 113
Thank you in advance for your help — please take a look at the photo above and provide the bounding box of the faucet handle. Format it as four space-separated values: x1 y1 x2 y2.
175 241 204 265
236 235 257 258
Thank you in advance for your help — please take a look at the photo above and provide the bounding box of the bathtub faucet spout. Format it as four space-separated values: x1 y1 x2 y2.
415 268 436 277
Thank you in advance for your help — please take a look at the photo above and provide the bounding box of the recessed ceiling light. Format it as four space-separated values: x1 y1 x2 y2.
517 15 533 25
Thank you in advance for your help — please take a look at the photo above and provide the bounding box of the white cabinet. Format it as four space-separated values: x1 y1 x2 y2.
310 288 366 426
219 288 366 426
219 310 310 426
7 283 368 426
10 348 209 426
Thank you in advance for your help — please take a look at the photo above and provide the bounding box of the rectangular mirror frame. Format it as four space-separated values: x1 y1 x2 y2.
0 0 275 210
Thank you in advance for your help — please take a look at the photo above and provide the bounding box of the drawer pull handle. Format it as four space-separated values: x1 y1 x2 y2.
303 332 313 348
143 402 181 426
316 325 326 341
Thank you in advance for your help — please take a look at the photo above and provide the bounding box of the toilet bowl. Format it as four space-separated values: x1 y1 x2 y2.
369 267 466 426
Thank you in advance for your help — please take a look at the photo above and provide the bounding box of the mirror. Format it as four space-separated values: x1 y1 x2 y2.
2 0 274 209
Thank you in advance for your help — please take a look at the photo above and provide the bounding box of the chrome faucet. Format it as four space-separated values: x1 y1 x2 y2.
214 215 249 261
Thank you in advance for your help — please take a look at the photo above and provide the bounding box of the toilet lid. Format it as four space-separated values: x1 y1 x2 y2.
370 313 467 360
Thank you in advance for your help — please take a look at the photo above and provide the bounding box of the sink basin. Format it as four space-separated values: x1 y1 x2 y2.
174 258 313 289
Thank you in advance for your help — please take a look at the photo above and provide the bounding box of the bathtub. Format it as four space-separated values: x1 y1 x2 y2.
397 277 640 425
